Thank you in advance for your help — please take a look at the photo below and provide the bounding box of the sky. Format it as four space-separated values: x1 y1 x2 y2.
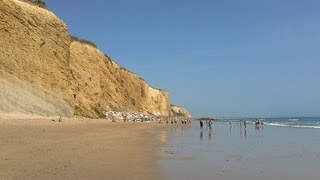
46 0 320 118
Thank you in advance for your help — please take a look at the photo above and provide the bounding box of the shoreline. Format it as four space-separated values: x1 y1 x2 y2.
0 114 179 180
160 121 320 180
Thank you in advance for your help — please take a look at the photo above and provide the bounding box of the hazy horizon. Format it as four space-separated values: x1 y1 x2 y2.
46 0 320 117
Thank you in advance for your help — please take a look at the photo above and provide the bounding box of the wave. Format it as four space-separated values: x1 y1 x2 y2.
265 123 320 129
288 118 299 121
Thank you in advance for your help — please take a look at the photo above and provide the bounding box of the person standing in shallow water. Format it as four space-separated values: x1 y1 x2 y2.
229 120 233 127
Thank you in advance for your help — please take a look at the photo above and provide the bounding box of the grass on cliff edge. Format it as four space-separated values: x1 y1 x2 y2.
70 35 98 48
20 0 47 8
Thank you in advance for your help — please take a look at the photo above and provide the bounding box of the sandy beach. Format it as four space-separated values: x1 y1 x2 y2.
2 115 320 180
0 114 168 180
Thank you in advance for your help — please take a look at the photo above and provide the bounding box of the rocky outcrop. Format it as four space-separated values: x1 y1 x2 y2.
171 105 191 117
0 0 182 118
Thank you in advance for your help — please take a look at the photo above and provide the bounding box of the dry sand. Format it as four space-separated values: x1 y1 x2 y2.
0 114 168 180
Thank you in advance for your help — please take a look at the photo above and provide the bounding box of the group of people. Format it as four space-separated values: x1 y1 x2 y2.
157 117 192 125
254 119 264 129
229 119 263 129
181 118 192 125
199 119 213 129
240 120 247 128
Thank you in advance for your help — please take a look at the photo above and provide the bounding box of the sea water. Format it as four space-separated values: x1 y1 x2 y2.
262 117 320 128
219 117 320 129
159 119 320 180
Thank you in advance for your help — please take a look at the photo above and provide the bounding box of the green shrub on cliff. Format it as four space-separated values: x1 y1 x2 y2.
34 0 46 7
78 39 97 48
70 35 97 48
25 0 47 8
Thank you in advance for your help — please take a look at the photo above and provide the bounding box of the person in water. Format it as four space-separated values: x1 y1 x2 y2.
255 119 263 129
229 120 233 127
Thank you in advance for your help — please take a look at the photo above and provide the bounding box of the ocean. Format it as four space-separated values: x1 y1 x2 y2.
159 118 320 180
219 117 320 129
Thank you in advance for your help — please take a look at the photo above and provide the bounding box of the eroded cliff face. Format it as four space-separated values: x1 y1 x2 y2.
0 0 74 116
0 0 176 118
69 42 170 117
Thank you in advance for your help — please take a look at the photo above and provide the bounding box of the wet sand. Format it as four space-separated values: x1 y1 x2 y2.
160 122 320 180
0 114 168 180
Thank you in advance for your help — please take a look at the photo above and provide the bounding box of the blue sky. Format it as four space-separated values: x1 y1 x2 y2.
46 0 320 118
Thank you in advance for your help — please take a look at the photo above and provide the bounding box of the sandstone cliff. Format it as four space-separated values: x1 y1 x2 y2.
69 41 170 117
171 105 191 117
0 0 186 118
0 0 73 116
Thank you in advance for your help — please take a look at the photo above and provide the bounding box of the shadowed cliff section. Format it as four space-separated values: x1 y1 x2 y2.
0 0 185 118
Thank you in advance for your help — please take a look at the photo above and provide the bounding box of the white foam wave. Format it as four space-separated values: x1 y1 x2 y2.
288 118 299 121
265 123 320 129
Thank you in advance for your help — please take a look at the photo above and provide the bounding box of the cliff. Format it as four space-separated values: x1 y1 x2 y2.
0 0 74 116
0 0 185 118
69 41 170 117
171 105 191 117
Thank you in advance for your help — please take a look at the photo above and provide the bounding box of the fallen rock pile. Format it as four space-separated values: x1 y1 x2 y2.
105 111 193 124
104 111 158 122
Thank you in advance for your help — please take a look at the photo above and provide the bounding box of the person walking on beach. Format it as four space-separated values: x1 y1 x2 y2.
200 120 204 129
208 120 212 128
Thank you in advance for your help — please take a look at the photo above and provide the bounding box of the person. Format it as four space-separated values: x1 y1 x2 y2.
208 127 212 140
229 120 233 127
200 120 204 129
244 120 247 129
208 120 213 128
255 119 263 129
